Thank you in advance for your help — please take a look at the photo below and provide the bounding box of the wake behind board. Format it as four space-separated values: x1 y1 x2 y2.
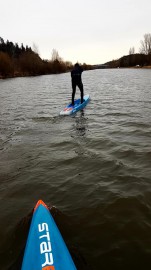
21 200 77 270
60 94 90 116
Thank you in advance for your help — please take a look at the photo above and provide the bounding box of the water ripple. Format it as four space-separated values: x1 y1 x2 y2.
0 69 151 269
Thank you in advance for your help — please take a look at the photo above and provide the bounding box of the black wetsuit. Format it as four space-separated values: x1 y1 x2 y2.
71 65 84 105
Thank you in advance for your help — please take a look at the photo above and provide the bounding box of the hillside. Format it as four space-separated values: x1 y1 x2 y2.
105 53 151 68
0 37 92 79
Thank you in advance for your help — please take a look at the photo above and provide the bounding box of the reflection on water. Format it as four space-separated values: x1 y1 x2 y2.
74 110 87 137
0 69 151 269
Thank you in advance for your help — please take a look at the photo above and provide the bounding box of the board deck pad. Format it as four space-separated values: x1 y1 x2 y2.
21 200 77 270
60 94 90 115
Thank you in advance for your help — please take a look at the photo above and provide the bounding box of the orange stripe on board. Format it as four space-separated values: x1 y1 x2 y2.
42 266 55 270
64 107 73 111
34 200 49 212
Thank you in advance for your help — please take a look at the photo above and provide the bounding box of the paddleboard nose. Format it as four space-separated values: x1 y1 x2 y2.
34 200 49 212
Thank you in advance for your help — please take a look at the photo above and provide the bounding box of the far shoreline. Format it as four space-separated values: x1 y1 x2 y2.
0 65 151 80
130 65 151 69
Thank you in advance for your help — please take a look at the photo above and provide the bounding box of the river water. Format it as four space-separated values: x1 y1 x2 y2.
0 68 151 269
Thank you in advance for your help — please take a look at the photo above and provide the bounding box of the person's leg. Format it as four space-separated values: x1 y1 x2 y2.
78 82 84 103
72 82 76 105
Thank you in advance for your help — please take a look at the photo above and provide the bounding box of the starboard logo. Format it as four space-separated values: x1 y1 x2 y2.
38 222 55 270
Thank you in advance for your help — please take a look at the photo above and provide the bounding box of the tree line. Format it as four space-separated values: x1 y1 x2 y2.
106 33 151 68
106 53 151 68
0 38 91 78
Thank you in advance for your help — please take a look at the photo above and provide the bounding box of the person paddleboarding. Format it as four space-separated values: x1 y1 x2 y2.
71 63 84 106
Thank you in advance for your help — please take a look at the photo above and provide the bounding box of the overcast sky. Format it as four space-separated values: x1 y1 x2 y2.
1 0 151 64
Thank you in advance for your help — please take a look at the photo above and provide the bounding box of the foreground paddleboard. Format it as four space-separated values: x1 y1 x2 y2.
60 94 90 116
21 200 77 270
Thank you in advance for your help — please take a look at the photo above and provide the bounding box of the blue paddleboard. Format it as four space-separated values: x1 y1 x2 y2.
21 200 77 270
60 94 90 115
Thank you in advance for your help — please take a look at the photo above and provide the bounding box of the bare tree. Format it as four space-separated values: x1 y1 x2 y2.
32 43 39 55
51 49 62 61
129 47 135 55
139 33 151 55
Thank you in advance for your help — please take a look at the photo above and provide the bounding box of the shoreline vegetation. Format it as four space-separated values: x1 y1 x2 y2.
0 36 151 79
0 37 91 79
104 53 151 69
